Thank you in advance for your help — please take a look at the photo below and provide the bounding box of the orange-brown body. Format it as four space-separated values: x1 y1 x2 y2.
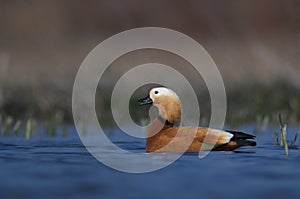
146 119 241 152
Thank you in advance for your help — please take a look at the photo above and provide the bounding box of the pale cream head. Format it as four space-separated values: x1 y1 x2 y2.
149 87 181 124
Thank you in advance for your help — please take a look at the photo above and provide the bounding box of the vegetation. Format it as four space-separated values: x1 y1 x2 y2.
272 114 298 158
0 113 67 139
1 81 300 127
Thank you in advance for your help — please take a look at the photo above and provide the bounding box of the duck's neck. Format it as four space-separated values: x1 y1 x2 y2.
157 102 181 125
157 115 179 127
146 104 181 140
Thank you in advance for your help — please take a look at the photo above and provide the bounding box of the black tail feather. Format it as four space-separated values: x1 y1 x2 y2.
226 130 256 147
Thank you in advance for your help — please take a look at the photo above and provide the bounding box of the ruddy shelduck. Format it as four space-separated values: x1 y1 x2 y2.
138 87 256 152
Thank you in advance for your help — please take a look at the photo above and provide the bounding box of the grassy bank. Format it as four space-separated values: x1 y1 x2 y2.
0 81 299 127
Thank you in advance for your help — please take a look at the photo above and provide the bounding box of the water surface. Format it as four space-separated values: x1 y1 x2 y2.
0 125 299 199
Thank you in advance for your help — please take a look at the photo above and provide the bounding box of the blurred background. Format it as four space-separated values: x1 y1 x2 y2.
0 0 299 125
1 2 300 199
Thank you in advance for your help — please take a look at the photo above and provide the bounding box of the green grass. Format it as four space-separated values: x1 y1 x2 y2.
0 113 68 139
272 114 298 158
0 114 21 136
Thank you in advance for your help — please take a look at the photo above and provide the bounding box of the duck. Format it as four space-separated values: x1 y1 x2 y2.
138 87 256 152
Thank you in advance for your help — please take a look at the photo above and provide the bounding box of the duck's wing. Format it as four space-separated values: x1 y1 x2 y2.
163 127 233 145
195 127 233 145
161 127 234 146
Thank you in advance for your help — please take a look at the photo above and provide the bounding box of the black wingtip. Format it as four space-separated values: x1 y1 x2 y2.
226 130 256 140
226 130 256 147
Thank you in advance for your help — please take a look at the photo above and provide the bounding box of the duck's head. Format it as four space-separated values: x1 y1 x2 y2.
138 87 181 124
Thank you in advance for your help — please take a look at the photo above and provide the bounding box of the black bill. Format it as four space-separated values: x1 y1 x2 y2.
138 95 153 105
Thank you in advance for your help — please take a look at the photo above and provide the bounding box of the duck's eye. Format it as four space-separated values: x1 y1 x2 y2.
154 91 159 94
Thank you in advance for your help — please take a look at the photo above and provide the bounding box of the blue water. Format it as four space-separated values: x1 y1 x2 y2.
0 125 300 199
